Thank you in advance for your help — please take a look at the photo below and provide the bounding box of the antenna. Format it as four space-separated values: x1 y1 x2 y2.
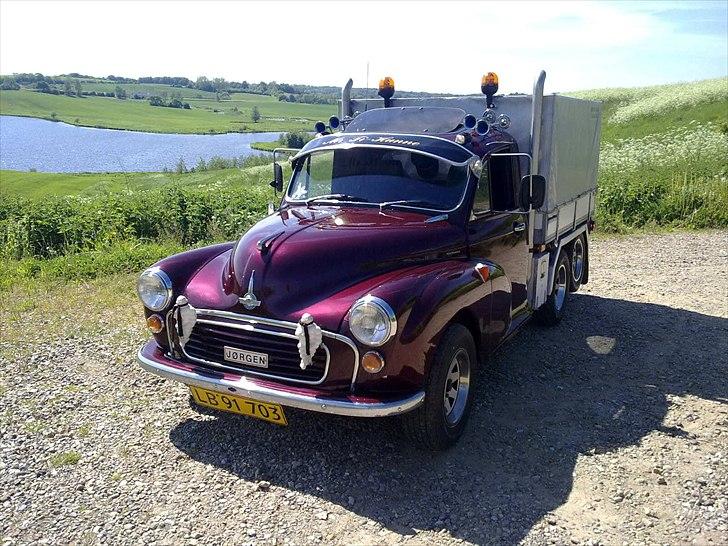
365 61 370 111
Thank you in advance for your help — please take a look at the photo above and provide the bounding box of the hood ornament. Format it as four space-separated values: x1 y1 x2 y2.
295 313 323 370
239 270 262 310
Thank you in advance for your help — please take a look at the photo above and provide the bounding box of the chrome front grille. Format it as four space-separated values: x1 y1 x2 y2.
183 319 329 384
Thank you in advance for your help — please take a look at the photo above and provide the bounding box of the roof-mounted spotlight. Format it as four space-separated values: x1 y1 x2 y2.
497 114 511 129
483 109 497 125
463 114 477 130
378 76 395 108
475 119 489 136
329 116 341 130
314 121 327 135
481 72 499 109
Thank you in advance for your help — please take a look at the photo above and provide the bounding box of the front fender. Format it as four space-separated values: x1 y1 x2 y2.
336 260 497 393
143 242 235 348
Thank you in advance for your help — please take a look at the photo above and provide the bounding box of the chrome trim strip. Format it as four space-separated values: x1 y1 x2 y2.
292 132 475 162
349 295 397 347
184 309 360 390
292 143 472 167
182 317 330 386
138 347 424 418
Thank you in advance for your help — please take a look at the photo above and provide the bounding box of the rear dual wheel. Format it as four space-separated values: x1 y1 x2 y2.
570 235 585 292
534 251 570 326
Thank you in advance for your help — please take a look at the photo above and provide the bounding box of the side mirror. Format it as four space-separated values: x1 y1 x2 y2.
270 162 283 193
520 174 546 210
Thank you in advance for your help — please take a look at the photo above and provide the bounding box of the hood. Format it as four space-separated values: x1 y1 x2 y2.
225 206 465 322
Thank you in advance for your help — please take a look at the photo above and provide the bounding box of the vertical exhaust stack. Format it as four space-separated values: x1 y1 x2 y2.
530 70 546 178
341 78 353 118
528 70 546 253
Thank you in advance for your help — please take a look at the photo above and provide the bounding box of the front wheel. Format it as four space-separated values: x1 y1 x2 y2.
401 324 476 451
534 251 570 326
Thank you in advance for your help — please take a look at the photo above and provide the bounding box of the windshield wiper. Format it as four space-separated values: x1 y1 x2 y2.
305 194 369 205
379 199 439 211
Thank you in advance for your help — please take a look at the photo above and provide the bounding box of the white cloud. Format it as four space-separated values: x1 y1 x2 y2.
0 0 724 94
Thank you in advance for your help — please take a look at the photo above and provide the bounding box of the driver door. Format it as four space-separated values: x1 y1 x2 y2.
467 146 530 342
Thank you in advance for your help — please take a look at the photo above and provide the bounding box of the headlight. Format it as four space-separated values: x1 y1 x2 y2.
136 268 173 311
349 296 397 346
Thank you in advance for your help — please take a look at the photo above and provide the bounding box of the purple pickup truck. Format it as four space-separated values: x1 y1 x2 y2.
137 72 601 449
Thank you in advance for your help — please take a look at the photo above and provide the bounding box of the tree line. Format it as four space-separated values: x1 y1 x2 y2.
1 71 456 104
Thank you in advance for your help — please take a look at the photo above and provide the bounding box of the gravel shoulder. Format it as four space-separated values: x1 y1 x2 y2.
1 230 727 546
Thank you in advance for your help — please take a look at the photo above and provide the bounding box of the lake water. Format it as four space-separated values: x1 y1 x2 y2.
0 115 281 173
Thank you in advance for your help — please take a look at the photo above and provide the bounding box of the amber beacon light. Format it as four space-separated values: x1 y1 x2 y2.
378 76 395 107
481 72 499 108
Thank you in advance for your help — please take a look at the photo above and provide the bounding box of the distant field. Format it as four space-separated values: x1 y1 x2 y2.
0 164 276 198
77 81 220 100
0 89 335 134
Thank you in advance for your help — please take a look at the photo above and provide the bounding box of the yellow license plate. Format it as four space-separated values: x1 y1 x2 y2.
189 386 287 426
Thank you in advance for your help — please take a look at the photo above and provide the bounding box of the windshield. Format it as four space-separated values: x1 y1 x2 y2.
286 147 469 211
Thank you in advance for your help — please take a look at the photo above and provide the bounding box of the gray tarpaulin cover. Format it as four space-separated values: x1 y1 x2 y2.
538 96 601 212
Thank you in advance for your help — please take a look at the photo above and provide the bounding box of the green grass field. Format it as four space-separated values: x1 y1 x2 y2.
0 164 275 198
0 89 335 133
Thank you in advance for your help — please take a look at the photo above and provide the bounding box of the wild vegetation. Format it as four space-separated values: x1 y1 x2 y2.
568 77 728 231
0 77 726 288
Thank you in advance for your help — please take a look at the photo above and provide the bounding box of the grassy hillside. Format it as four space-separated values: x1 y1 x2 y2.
0 89 335 133
568 77 728 231
569 77 727 141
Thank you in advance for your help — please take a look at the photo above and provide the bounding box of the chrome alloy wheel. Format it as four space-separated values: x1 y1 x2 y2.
443 348 471 426
555 262 568 311
572 238 585 282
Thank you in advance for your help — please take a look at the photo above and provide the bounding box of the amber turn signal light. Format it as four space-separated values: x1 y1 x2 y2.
378 76 395 107
378 76 395 93
146 314 164 334
481 72 498 87
362 351 385 374
474 263 490 282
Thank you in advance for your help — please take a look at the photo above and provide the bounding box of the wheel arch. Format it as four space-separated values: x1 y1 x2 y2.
449 308 483 363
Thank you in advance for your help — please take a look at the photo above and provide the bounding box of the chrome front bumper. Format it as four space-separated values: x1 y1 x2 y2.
137 344 425 418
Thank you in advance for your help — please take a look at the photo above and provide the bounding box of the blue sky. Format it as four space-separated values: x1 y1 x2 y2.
0 0 726 94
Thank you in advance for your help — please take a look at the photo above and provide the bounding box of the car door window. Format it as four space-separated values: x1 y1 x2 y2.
489 153 517 211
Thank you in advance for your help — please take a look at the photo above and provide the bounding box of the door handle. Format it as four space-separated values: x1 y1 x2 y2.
513 222 526 233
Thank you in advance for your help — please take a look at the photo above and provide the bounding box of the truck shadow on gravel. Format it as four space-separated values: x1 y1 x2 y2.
169 294 727 544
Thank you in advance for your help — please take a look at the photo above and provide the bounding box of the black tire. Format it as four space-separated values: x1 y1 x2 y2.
401 324 476 451
534 251 570 326
569 235 586 292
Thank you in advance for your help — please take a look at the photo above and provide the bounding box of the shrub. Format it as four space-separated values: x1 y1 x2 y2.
1 79 20 90
278 132 312 148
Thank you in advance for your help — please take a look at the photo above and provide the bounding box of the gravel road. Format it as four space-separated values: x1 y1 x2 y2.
1 230 727 545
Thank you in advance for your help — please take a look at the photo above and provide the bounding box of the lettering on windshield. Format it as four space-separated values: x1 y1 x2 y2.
319 135 422 148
